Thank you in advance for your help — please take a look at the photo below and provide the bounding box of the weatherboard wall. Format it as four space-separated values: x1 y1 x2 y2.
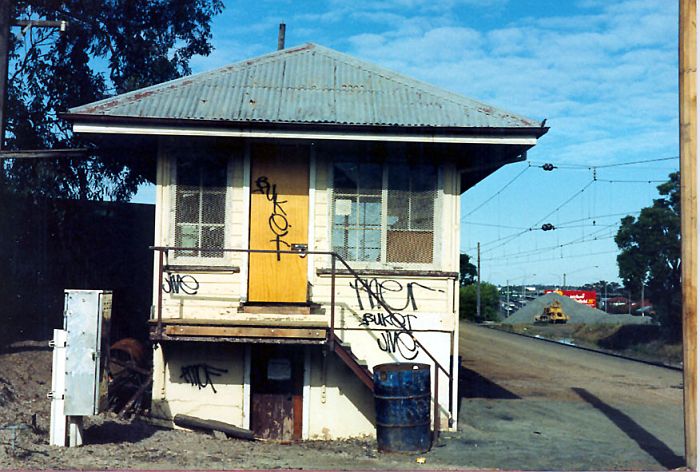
150 137 460 436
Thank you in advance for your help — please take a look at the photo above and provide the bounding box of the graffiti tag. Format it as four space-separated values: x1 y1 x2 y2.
350 278 443 312
180 363 228 394
377 330 419 360
163 273 200 295
255 176 291 261
359 312 416 331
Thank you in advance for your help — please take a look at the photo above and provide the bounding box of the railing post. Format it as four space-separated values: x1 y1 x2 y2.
157 248 164 340
433 360 440 444
329 254 336 351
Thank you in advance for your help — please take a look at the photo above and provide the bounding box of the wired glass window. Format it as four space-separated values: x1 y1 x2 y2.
332 158 438 265
174 153 228 258
332 161 383 262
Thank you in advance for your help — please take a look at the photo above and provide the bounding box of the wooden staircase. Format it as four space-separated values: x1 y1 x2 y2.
331 334 374 390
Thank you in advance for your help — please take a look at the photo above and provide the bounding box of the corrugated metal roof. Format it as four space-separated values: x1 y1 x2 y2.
68 43 542 129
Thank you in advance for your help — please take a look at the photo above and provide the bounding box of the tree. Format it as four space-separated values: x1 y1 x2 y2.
459 282 499 322
4 0 224 200
459 253 477 286
615 172 681 338
581 280 623 296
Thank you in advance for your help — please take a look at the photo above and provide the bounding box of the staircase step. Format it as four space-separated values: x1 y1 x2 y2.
331 334 374 391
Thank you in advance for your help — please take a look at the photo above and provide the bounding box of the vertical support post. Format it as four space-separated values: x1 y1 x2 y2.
67 416 83 447
476 242 481 321
157 249 164 338
49 329 67 446
0 0 12 150
506 280 510 317
433 361 440 444
329 254 336 350
680 0 698 467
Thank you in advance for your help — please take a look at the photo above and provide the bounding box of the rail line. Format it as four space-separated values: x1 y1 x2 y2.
478 323 683 372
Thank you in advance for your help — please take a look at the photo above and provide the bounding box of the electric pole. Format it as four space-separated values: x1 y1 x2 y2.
476 242 481 321
0 0 67 151
506 279 510 317
0 0 11 150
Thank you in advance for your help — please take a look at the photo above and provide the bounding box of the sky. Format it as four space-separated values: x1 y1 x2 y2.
134 0 680 288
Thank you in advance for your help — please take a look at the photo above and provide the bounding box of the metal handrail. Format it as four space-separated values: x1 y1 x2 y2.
151 245 453 436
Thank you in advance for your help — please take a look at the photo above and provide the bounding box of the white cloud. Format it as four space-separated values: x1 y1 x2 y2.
340 0 677 168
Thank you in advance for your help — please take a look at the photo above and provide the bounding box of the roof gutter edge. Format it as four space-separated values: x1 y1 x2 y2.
61 113 549 140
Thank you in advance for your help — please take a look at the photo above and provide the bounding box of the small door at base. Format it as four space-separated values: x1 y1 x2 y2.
250 345 303 441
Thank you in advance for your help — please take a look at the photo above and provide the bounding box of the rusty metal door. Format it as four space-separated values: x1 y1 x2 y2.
248 143 309 303
250 345 303 441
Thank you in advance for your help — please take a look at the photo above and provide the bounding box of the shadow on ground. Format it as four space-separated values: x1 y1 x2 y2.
459 365 519 400
572 387 685 469
84 420 160 445
0 344 52 355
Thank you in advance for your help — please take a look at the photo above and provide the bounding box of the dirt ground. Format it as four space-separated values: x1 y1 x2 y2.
0 325 686 470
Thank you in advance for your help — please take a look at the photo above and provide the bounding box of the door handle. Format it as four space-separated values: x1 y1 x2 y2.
291 243 308 257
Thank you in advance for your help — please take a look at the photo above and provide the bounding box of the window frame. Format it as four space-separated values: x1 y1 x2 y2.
168 143 234 264
328 153 442 270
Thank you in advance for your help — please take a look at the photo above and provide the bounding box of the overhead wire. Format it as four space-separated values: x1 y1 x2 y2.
478 179 596 255
462 164 531 218
461 155 675 270
484 249 620 266
480 230 616 262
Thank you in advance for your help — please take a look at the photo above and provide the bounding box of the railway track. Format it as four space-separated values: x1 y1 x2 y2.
480 323 683 372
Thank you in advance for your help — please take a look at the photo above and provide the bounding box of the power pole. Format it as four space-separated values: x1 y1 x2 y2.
604 282 608 313
0 0 11 150
476 242 481 321
0 0 67 150
506 279 510 317
679 0 697 467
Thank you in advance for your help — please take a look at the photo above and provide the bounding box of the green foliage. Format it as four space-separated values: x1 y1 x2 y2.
615 172 681 338
459 282 499 322
5 0 224 200
581 280 623 296
459 253 477 286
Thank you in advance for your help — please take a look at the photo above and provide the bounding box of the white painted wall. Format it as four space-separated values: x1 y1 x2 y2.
151 138 462 436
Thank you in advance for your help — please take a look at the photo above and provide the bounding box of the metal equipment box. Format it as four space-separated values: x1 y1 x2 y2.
63 290 112 416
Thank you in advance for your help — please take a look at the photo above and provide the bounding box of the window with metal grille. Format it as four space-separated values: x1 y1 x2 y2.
331 157 438 265
173 152 228 258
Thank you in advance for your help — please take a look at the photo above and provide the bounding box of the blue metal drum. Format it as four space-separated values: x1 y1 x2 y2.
373 363 431 453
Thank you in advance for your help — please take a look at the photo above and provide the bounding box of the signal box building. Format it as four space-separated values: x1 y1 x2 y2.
66 43 547 440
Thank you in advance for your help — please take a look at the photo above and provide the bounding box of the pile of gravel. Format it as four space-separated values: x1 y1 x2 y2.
502 292 655 325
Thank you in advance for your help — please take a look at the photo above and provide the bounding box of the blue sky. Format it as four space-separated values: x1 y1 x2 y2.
135 0 679 288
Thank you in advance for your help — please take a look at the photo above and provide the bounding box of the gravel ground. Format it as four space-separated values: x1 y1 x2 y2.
504 292 655 325
0 326 685 470
0 340 449 470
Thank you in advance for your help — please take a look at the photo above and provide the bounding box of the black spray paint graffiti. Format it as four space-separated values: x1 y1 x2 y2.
359 312 416 331
360 312 420 360
377 331 419 360
162 273 200 295
180 364 228 394
349 278 443 312
351 278 444 360
255 176 290 261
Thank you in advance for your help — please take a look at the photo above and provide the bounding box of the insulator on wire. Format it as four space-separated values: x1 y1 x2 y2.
542 163 555 171
541 223 555 231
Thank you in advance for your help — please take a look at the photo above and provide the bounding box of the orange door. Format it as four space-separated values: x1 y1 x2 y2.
248 144 309 303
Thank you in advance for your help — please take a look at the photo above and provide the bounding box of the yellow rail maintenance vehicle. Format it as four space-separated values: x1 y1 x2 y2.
534 300 570 324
